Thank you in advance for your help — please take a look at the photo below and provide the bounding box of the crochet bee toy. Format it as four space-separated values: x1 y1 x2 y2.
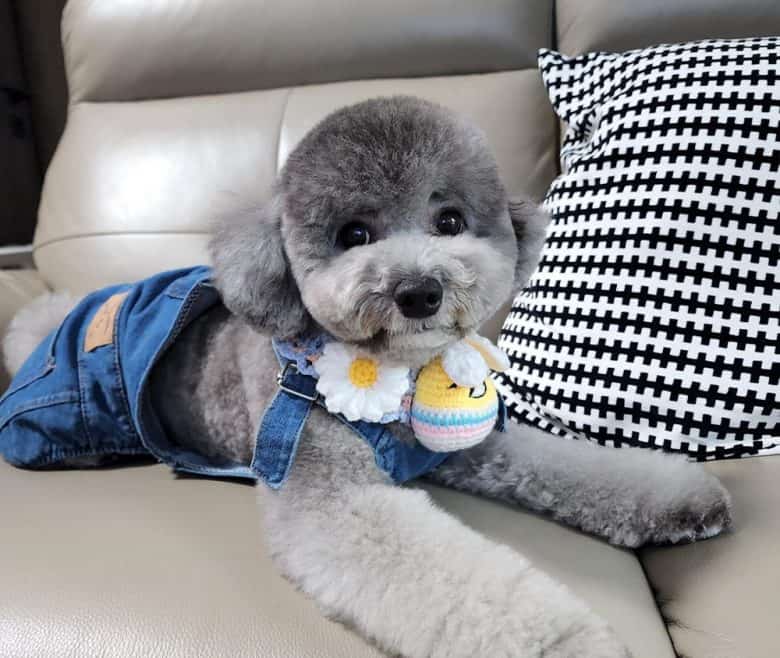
411 335 510 452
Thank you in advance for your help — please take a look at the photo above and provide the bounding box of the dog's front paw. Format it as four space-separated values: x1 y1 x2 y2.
431 555 630 658
501 595 630 658
540 612 630 658
472 611 629 658
606 458 733 548
646 468 733 545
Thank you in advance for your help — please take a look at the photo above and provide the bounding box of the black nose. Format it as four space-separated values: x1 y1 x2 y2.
393 277 443 319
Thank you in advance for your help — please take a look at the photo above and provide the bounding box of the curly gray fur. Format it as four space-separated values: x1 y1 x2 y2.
9 96 732 658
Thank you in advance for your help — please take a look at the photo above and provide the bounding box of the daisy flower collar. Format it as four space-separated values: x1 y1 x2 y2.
273 335 414 423
313 343 411 422
272 331 509 428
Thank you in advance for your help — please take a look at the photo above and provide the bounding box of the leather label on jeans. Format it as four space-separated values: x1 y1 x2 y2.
84 292 128 352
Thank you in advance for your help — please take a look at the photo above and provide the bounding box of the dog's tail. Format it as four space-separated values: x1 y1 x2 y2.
3 292 79 377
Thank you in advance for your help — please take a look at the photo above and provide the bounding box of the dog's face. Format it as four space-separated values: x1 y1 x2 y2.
211 96 547 366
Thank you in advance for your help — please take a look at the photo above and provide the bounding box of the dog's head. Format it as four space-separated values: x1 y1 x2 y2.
211 96 547 366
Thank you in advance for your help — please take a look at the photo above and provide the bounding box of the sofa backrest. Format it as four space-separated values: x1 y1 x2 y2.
35 0 780 338
35 0 557 299
556 0 780 55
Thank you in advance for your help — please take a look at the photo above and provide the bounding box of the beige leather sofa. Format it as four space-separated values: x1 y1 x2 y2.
2 1 779 656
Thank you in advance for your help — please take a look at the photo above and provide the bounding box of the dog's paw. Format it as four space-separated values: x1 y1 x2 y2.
482 596 630 658
645 469 733 545
540 613 631 658
430 556 631 658
605 459 733 548
433 604 630 658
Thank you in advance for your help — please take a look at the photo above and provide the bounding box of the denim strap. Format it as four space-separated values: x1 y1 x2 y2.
252 342 502 488
251 362 318 488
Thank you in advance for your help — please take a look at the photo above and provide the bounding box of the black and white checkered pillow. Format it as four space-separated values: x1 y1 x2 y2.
496 37 779 460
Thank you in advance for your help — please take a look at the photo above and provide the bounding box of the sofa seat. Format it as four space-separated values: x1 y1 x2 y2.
0 458 675 658
642 459 780 658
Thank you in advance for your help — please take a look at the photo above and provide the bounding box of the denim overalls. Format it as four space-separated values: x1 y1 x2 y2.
0 267 505 487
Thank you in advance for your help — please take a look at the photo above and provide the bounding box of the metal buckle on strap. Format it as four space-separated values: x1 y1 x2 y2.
276 362 319 401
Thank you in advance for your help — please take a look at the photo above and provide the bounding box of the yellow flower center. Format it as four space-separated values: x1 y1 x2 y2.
348 358 379 388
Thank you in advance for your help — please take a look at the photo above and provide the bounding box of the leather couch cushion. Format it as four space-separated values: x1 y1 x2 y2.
63 0 552 103
557 0 780 55
640 458 780 658
0 458 674 658
36 71 558 296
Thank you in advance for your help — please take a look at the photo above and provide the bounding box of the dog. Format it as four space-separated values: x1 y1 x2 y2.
2 96 732 658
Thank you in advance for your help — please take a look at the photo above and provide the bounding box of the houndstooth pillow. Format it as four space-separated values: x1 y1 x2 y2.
495 37 779 460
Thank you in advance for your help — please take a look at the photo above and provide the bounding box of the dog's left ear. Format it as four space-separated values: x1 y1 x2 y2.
209 197 313 338
507 198 550 289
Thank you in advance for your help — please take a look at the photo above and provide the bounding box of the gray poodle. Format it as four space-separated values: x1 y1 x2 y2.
3 97 732 658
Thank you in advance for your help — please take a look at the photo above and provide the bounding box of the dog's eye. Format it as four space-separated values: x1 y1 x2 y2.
337 222 372 249
435 209 465 236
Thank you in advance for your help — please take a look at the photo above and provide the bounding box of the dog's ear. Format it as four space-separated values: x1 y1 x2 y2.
209 197 312 338
507 198 550 289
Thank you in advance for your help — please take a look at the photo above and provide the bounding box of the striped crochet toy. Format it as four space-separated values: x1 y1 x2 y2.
411 335 509 452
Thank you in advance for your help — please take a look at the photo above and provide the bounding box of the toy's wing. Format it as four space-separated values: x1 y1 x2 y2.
441 340 488 388
463 334 510 372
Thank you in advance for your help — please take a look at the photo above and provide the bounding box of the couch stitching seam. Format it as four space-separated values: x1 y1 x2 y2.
275 87 293 175
636 551 681 658
33 230 211 251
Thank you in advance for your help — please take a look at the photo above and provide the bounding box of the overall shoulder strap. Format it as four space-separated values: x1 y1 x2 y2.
251 358 318 489
253 339 505 488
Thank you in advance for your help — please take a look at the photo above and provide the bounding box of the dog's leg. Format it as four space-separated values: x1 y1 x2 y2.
262 416 628 658
427 423 732 548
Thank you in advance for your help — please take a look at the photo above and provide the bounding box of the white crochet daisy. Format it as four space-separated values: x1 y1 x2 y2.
314 342 410 422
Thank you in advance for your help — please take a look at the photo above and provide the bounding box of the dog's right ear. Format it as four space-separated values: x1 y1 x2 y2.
507 198 550 290
209 197 312 338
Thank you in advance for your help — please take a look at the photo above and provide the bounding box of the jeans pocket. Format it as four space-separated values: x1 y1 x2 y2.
0 391 85 467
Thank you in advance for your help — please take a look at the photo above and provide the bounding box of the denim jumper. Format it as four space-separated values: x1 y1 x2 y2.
0 267 503 487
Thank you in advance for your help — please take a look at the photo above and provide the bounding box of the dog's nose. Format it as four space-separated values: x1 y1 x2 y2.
394 278 443 319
